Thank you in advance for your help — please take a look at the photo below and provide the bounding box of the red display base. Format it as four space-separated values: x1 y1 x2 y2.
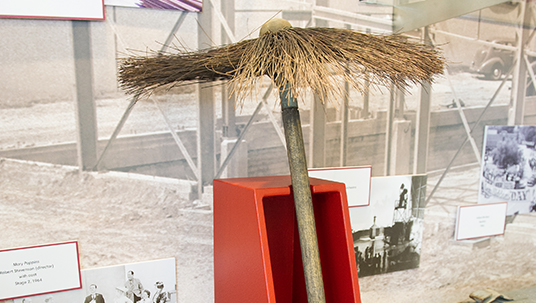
214 175 361 303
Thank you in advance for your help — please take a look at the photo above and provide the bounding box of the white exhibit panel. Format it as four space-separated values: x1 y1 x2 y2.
0 0 105 20
0 241 82 301
455 202 508 241
308 166 372 207
104 0 202 12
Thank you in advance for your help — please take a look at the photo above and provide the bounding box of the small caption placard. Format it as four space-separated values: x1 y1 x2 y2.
455 202 508 241
309 166 372 207
0 241 81 300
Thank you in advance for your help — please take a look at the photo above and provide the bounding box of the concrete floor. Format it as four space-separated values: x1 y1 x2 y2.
427 164 536 303
1 159 536 303
504 286 536 302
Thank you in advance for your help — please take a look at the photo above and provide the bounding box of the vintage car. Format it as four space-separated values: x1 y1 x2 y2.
471 39 515 80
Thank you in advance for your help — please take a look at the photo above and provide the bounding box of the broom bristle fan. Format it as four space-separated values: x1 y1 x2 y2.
118 26 445 105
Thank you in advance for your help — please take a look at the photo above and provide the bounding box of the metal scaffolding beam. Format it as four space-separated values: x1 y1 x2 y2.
394 0 511 33
509 0 534 125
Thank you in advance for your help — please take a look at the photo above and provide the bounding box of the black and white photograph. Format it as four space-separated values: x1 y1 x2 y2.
349 175 426 277
12 258 176 303
479 125 536 215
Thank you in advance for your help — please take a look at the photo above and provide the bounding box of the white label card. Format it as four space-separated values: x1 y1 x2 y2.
455 202 508 241
308 166 372 207
0 241 82 300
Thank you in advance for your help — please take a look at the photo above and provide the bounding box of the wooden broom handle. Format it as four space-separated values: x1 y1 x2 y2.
280 83 326 303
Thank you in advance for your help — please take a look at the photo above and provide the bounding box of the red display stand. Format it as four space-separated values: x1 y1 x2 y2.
214 175 361 303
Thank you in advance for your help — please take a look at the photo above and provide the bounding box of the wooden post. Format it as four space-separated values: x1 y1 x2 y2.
509 0 531 125
198 3 215 196
221 0 236 138
340 79 349 167
389 120 412 175
72 21 98 171
309 0 329 169
310 94 326 168
384 83 396 176
413 26 432 174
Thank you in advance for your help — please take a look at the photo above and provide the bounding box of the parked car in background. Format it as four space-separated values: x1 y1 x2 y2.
470 39 536 95
471 39 515 80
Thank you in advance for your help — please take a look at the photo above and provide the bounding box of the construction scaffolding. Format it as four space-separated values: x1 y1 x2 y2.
67 0 534 204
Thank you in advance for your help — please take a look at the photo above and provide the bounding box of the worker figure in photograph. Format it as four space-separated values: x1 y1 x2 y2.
398 184 408 209
125 270 144 303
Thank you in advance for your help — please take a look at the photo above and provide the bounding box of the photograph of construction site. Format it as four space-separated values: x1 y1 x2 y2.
349 175 426 277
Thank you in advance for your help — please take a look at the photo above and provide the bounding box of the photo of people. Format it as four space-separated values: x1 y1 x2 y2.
13 258 176 303
84 284 105 303
124 270 143 303
349 175 427 277
479 125 536 215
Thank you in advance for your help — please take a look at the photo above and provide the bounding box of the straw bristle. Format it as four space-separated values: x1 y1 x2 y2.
118 27 445 104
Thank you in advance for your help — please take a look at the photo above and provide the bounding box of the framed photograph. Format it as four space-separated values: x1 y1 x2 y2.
349 174 427 277
308 166 372 207
0 0 105 20
478 125 536 215
13 258 176 303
